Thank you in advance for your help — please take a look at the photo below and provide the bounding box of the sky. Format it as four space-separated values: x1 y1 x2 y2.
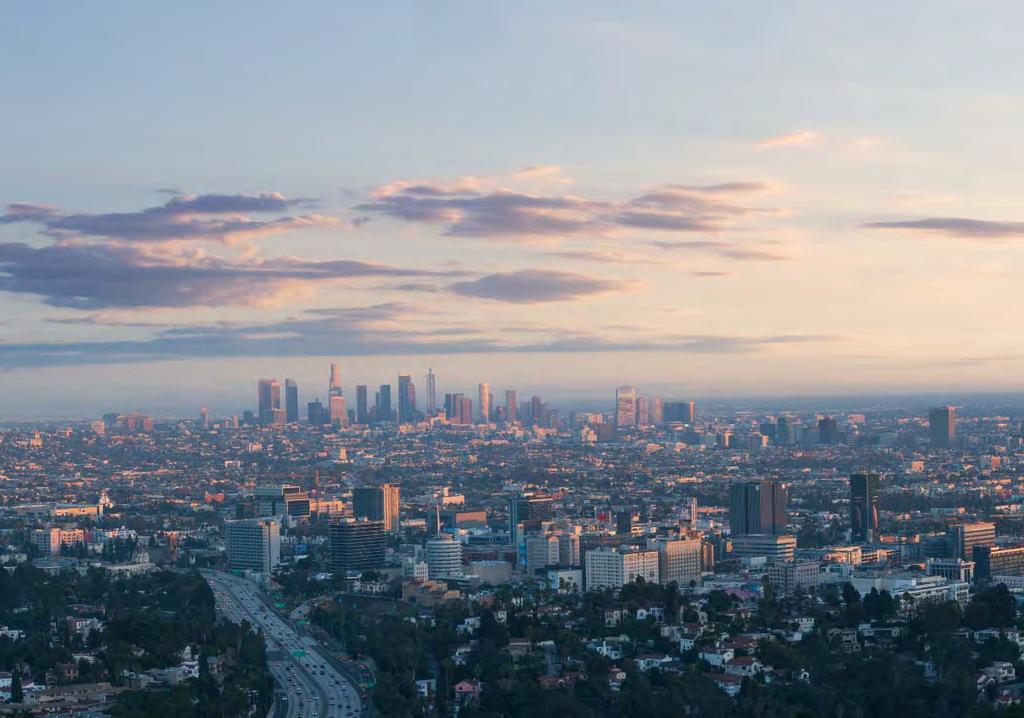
3 2 1024 418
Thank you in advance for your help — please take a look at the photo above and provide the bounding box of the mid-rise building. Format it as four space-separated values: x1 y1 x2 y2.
329 519 386 574
525 535 560 575
585 547 659 591
731 534 797 562
648 537 702 587
766 561 820 595
974 545 1024 580
426 534 464 579
948 522 995 560
225 519 280 573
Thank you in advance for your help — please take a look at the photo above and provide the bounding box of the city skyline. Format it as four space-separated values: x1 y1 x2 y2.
6 3 1024 416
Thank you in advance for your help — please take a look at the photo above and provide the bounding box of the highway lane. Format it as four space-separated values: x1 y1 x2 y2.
202 570 364 718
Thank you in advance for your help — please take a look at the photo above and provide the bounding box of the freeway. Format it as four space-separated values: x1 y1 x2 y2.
202 570 365 718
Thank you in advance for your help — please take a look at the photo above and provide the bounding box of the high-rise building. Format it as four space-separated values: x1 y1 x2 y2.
556 533 581 566
352 484 401 534
929 406 956 448
664 400 695 424
199 406 208 428
478 383 491 423
635 395 649 426
398 374 416 423
329 395 347 426
425 534 463 579
377 384 392 421
729 480 787 536
530 396 544 426
329 363 342 396
307 399 329 425
818 417 839 444
615 386 637 428
225 518 281 573
505 390 517 422
257 379 281 425
356 385 369 424
850 473 880 542
254 485 310 519
948 522 995 560
329 519 385 573
775 416 796 446
426 368 437 416
284 379 299 423
649 397 664 426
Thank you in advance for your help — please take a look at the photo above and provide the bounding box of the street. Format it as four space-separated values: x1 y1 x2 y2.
202 570 366 718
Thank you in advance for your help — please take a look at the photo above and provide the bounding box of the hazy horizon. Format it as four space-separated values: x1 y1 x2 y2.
5 2 1024 415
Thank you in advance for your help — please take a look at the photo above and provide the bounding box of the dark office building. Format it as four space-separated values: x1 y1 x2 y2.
974 545 1024 580
615 511 633 535
398 374 416 423
329 519 386 573
850 473 880 542
664 400 696 424
356 385 369 424
929 406 956 448
352 484 400 534
284 379 299 423
377 384 392 422
818 417 839 444
307 399 329 425
508 494 554 546
728 480 788 536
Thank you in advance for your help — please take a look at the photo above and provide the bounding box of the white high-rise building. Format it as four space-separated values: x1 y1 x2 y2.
478 383 491 423
426 534 463 579
225 519 280 573
585 547 658 591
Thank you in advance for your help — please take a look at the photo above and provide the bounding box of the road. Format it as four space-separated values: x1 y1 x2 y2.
203 570 365 718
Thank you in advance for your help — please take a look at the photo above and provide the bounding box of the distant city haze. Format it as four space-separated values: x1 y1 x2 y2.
4 4 1024 415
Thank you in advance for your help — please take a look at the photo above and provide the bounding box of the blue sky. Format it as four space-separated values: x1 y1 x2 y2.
3 2 1024 418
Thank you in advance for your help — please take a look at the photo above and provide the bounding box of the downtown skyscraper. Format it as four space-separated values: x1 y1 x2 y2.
478 382 491 423
615 385 637 428
426 368 437 416
284 378 299 423
398 374 416 423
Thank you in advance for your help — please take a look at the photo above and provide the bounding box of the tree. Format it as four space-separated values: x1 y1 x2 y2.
10 670 23 703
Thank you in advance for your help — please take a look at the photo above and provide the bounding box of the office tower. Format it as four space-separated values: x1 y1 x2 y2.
459 396 473 425
850 473 880 542
426 368 437 415
615 386 637 427
329 395 347 426
585 547 659 591
329 519 385 573
396 374 416 423
352 484 401 534
948 521 995 560
530 396 544 426
729 480 787 536
648 537 702 586
478 383 491 423
254 485 310 519
508 494 554 546
505 390 518 422
683 400 696 425
329 363 342 395
257 379 281 425
974 545 1024 580
307 399 329 425
775 416 796 446
635 395 649 426
425 534 464 579
766 561 820 595
649 397 664 426
664 400 695 424
929 406 956 448
377 384 392 421
525 535 560 575
818 417 839 444
348 385 365 424
225 518 280 573
616 511 633 535
284 379 299 423
199 406 208 428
